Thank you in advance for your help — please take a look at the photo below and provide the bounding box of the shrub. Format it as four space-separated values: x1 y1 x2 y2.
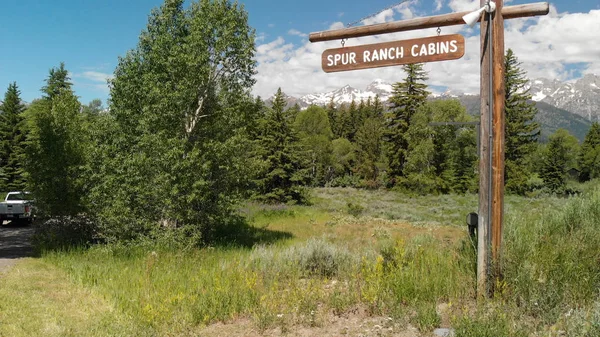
32 216 97 251
346 202 365 217
249 238 355 278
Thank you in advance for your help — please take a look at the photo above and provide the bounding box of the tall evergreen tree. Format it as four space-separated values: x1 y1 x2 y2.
336 103 352 140
0 82 27 191
346 100 359 141
504 49 540 194
326 98 340 138
386 63 429 183
41 62 72 100
369 95 384 120
256 88 307 203
24 69 86 216
578 122 600 182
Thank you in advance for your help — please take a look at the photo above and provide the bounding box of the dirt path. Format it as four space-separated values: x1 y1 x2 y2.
0 223 34 273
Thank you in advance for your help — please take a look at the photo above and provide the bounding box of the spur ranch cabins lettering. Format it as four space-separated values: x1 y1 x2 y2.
322 34 465 73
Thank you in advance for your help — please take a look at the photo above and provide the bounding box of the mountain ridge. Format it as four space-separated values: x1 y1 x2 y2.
269 75 599 141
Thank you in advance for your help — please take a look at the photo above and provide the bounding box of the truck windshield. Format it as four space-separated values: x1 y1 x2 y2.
6 193 32 201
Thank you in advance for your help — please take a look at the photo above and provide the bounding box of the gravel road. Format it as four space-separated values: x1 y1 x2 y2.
0 223 34 273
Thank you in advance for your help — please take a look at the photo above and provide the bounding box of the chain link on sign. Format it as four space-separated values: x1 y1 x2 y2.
345 0 412 28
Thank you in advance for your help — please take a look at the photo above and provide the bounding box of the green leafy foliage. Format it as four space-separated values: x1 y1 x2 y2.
400 99 477 194
355 117 385 186
578 122 600 182
540 129 579 193
294 105 334 186
88 0 258 242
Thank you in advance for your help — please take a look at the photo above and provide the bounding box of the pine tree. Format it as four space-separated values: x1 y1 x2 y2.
579 122 600 182
504 49 540 194
41 62 73 100
336 103 352 141
386 63 429 183
24 68 86 216
346 100 359 141
326 98 339 138
370 95 384 120
0 82 27 191
256 88 307 203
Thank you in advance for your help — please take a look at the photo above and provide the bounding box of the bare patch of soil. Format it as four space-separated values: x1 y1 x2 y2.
197 312 425 337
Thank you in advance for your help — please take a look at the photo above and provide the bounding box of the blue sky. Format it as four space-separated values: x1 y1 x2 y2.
1 0 598 104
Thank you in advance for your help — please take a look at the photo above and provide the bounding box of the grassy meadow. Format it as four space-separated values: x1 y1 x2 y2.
1 187 600 336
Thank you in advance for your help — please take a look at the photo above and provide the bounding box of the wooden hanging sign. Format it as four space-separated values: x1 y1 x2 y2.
322 34 465 73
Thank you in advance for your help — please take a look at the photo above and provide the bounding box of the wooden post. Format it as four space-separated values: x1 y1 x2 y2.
491 0 506 282
478 0 492 298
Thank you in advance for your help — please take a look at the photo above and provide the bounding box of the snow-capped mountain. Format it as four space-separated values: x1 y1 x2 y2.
272 74 600 122
528 74 600 121
299 81 393 107
267 79 394 109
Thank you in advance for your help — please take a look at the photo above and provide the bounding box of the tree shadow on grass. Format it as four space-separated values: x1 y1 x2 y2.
30 215 293 252
211 215 293 248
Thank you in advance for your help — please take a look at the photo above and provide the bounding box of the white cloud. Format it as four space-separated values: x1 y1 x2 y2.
72 70 113 94
288 29 307 37
434 0 444 12
448 0 479 13
328 21 345 30
397 7 415 20
256 32 267 42
253 6 600 99
81 71 114 83
362 8 396 25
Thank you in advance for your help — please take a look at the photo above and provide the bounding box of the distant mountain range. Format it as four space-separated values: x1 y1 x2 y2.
271 74 600 141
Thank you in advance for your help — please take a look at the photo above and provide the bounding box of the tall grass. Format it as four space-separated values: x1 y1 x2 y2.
40 231 471 334
9 186 600 335
503 188 600 323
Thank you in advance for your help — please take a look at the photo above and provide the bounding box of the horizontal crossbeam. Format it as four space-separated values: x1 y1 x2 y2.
309 2 549 43
429 121 480 126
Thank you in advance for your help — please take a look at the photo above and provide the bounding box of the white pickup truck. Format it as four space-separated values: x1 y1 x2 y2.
0 192 35 225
